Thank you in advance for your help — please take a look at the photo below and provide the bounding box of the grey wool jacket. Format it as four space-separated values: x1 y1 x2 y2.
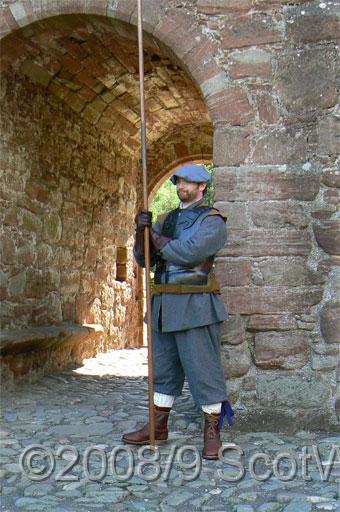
134 198 229 333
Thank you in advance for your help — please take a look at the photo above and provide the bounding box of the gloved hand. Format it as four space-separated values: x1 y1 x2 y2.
135 209 152 231
134 209 152 258
150 227 171 252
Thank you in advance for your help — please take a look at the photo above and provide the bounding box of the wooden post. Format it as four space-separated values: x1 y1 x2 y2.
137 0 155 447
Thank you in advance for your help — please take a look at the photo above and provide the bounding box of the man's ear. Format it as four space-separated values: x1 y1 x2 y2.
199 182 207 194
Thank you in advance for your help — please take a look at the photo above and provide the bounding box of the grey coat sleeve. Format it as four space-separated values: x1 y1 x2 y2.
159 215 227 266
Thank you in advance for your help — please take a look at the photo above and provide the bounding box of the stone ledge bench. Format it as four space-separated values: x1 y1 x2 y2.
0 324 104 385
0 324 104 357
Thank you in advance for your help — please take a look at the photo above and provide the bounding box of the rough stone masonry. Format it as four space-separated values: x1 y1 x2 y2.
0 0 339 431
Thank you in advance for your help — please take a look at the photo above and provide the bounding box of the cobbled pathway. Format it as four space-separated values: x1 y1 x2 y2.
1 348 339 512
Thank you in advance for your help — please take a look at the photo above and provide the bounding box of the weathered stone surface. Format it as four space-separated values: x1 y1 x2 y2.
214 167 320 201
323 188 339 207
8 272 27 299
311 355 338 371
254 330 310 369
221 314 247 345
213 128 250 166
200 72 229 99
221 14 282 49
249 201 309 228
0 324 102 357
208 87 254 125
275 47 337 113
313 342 339 356
221 286 323 314
197 0 252 14
257 93 280 124
317 116 340 157
230 49 272 79
256 371 330 408
0 233 16 265
320 303 340 344
221 341 252 377
247 314 297 331
25 269 60 299
318 256 340 273
322 169 340 188
258 260 325 286
20 210 43 235
42 214 62 244
313 220 340 255
218 230 312 257
215 259 252 287
20 60 54 87
214 202 249 229
15 243 35 266
252 130 308 164
285 4 340 43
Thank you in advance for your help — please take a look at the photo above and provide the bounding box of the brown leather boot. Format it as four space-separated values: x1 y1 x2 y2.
121 405 171 445
202 412 222 460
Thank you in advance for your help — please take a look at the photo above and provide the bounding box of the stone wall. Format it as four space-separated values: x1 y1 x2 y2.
0 69 143 377
0 0 339 430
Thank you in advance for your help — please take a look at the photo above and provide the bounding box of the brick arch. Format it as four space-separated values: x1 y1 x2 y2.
0 0 222 112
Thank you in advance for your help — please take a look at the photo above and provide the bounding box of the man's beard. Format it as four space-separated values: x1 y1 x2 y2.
177 189 199 203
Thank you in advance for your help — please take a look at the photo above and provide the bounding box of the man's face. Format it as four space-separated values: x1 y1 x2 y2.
176 177 207 204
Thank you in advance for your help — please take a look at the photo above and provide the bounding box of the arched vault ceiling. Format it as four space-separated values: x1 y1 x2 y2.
0 14 211 155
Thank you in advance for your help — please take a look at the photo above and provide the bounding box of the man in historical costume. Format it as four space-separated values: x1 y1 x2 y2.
122 164 234 459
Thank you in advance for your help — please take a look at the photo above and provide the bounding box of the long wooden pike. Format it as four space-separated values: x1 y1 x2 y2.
137 0 155 447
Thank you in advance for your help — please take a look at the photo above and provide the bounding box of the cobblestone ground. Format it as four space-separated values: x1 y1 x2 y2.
1 348 339 512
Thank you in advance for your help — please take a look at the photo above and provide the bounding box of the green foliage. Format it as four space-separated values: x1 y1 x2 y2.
150 179 179 222
150 163 215 222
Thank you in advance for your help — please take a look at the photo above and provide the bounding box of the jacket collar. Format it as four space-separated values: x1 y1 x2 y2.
179 197 206 210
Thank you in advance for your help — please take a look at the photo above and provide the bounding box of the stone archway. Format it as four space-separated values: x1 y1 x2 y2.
0 10 214 381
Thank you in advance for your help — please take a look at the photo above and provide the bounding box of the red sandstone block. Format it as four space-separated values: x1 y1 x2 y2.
257 93 280 124
153 12 199 60
181 36 219 83
197 0 252 13
221 14 283 49
218 229 312 257
229 48 272 80
221 285 323 314
215 259 252 287
286 13 340 44
252 129 308 165
313 220 340 256
214 167 320 202
248 314 297 331
208 87 254 125
213 128 251 166
322 170 340 188
254 330 310 370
